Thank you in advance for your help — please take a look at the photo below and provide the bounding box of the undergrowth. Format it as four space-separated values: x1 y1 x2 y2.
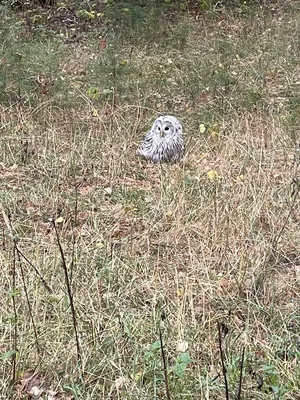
0 0 299 398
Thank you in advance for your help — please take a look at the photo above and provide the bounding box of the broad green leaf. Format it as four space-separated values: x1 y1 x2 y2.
178 351 192 364
151 341 161 351
1 350 17 361
172 362 187 377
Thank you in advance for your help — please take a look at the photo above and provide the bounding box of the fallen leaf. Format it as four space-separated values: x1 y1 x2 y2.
176 341 189 352
99 37 107 50
28 385 44 396
207 169 219 181
15 371 42 395
144 195 153 203
119 59 128 67
36 72 52 95
115 376 126 390
104 187 113 195
47 389 59 400
210 130 219 138
133 371 143 381
199 123 206 134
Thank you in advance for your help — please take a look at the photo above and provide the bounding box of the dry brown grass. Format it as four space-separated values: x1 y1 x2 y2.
0 2 300 399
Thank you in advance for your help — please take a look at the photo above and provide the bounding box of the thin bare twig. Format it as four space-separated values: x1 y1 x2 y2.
217 322 230 400
1 206 17 389
159 326 171 400
52 220 82 366
16 247 52 293
8 216 41 358
1 205 51 293
16 248 41 357
70 177 79 285
11 245 17 390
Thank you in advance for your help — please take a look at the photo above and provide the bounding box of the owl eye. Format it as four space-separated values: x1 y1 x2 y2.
165 127 169 131
157 126 161 130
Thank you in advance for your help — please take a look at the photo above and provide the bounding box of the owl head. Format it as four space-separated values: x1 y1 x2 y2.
151 115 183 139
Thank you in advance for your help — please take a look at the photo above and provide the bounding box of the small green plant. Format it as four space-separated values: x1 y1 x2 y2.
0 350 17 361
76 9 96 19
198 0 222 11
30 14 44 24
142 340 164 386
171 351 194 378
261 364 290 397
199 122 220 138
87 86 100 101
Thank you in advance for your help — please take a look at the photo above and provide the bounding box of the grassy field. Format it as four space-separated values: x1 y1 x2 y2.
0 1 299 398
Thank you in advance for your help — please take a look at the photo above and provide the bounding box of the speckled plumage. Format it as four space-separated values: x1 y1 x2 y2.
137 115 184 163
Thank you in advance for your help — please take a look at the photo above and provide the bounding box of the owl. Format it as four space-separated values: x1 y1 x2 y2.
137 115 185 163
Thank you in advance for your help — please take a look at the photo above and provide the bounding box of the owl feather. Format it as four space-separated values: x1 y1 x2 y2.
137 115 184 163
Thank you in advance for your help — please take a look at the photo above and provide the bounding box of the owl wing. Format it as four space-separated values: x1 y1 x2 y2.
136 130 154 158
167 136 185 163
